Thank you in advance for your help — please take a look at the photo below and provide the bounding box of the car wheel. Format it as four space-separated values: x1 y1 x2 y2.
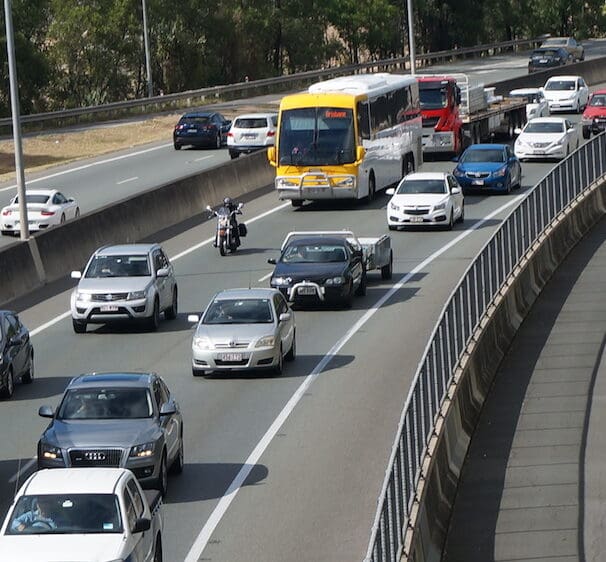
72 319 87 334
60 213 66 224
445 210 454 231
21 351 34 384
1 368 14 399
381 250 393 280
583 126 591 140
147 298 160 331
355 269 367 296
174 143 181 150
285 332 296 362
154 536 163 562
165 287 178 320
157 451 168 497
504 178 512 195
74 208 80 219
215 133 221 149
457 202 465 223
342 282 354 308
273 345 284 376
170 434 184 475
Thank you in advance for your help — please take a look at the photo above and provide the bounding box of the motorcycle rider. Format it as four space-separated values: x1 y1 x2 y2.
213 197 242 247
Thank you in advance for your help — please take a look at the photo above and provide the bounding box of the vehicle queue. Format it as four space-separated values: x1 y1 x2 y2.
0 67 594 561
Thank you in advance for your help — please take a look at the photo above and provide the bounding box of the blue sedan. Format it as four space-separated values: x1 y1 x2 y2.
453 144 522 194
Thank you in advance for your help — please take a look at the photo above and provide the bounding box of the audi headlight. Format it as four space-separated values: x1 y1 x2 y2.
193 336 212 350
433 202 447 211
325 276 345 285
130 442 155 458
77 292 92 302
127 290 146 300
272 276 291 286
256 335 275 348
389 201 400 211
40 442 62 461
492 166 508 178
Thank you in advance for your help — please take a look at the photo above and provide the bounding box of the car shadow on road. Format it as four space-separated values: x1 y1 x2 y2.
292 194 391 213
84 313 193 335
3 376 73 402
164 462 269 504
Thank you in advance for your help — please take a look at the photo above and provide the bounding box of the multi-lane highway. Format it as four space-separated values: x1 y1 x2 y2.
0 46 604 561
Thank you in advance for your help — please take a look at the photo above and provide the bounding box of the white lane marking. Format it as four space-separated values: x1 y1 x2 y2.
194 156 214 162
8 457 36 484
30 311 72 337
0 143 172 193
117 176 138 185
183 193 526 561
258 272 272 282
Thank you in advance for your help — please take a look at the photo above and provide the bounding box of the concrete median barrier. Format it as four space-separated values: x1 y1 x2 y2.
407 180 606 561
0 150 273 305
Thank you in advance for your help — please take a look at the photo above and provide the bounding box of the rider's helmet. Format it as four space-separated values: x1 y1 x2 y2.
223 197 232 207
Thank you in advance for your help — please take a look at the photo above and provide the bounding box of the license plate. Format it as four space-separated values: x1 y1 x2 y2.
243 133 258 139
539 59 547 63
471 179 484 186
298 286 316 295
305 188 325 195
220 353 242 362
100 305 119 312
188 128 197 133
534 151 546 155
409 216 424 223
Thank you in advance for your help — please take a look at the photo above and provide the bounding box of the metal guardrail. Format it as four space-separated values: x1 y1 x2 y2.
0 38 540 130
364 133 606 562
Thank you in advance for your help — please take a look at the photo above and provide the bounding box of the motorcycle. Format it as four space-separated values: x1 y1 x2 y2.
206 203 245 256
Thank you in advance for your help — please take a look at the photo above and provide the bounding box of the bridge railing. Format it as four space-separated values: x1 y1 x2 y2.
364 132 606 562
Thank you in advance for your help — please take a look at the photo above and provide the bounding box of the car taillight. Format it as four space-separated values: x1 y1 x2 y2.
40 210 55 216
227 132 233 137
1 210 11 216
267 131 276 137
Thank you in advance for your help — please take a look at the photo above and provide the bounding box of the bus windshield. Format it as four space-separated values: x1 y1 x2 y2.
278 107 355 166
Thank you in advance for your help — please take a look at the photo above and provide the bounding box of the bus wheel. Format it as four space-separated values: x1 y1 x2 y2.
291 199 303 208
365 174 376 203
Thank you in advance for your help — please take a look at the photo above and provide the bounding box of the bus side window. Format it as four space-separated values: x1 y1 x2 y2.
357 102 370 140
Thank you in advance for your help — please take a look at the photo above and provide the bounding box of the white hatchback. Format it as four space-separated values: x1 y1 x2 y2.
386 172 464 231
542 75 589 113
227 113 278 159
514 117 579 161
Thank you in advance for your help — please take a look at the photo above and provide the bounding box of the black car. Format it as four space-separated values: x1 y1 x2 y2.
528 48 571 73
173 111 231 150
0 310 34 399
37 372 184 496
268 236 366 307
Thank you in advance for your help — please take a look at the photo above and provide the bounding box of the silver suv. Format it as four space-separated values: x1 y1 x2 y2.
227 113 278 159
70 244 178 333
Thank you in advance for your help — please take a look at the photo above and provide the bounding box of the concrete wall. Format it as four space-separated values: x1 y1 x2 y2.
0 150 273 305
405 180 606 561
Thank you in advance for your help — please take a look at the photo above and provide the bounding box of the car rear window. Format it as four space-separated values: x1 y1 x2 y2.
13 194 50 205
234 118 268 129
180 116 210 125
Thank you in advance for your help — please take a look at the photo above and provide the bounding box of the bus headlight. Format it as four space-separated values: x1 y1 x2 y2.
334 177 354 187
276 178 299 188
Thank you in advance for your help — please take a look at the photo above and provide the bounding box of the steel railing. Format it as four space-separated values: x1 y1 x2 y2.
364 132 606 562
0 38 540 131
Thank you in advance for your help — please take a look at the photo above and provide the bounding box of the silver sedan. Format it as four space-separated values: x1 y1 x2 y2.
189 288 296 376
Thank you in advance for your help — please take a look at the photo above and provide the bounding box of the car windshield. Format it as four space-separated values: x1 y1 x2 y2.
57 387 153 419
524 121 565 134
281 243 348 264
460 149 506 163
6 494 123 535
13 194 50 205
545 80 576 91
419 86 448 110
396 179 447 195
203 298 274 324
85 254 150 278
589 94 606 107
234 118 267 128
278 107 355 166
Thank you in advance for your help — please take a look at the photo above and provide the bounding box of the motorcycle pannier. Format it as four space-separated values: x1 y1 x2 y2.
238 223 248 237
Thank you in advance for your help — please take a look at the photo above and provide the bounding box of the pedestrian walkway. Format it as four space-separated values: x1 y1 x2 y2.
442 217 606 562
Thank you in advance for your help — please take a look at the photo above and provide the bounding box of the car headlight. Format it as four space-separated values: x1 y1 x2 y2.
256 335 275 348
324 276 345 285
433 202 447 211
40 442 62 461
453 168 464 177
193 336 212 350
127 290 146 300
389 201 400 211
492 166 508 178
76 292 92 302
271 276 291 286
334 177 354 187
130 442 155 458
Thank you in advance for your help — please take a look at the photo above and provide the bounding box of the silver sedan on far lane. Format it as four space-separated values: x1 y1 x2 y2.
188 288 296 377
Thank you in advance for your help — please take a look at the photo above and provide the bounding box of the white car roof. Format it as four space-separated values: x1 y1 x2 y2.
545 75 582 83
233 113 277 121
18 468 130 496
526 117 568 124
402 172 448 181
22 189 59 196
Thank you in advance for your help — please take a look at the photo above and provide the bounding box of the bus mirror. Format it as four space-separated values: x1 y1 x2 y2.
356 146 366 163
267 146 276 166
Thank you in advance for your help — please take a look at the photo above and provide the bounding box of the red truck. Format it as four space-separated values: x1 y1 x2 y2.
418 73 527 156
580 88 606 139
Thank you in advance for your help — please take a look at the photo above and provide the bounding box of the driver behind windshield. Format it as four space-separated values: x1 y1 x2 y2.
10 496 57 532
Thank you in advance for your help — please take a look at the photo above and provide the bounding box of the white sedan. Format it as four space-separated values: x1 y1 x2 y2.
514 117 579 161
1 189 79 235
386 172 464 231
542 75 589 113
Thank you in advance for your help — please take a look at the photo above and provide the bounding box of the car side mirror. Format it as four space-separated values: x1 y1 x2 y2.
385 188 395 196
71 271 82 279
38 405 54 418
514 127 522 135
267 258 276 265
568 128 576 133
267 146 276 166
8 336 22 347
68 197 75 203
451 187 461 195
132 517 151 534
187 314 200 323
279 312 291 323
159 403 177 416
355 146 366 163
156 268 169 278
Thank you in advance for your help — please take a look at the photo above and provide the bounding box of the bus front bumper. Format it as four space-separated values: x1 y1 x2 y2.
275 173 357 200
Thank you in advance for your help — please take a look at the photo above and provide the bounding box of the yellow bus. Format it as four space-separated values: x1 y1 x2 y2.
268 73 422 207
